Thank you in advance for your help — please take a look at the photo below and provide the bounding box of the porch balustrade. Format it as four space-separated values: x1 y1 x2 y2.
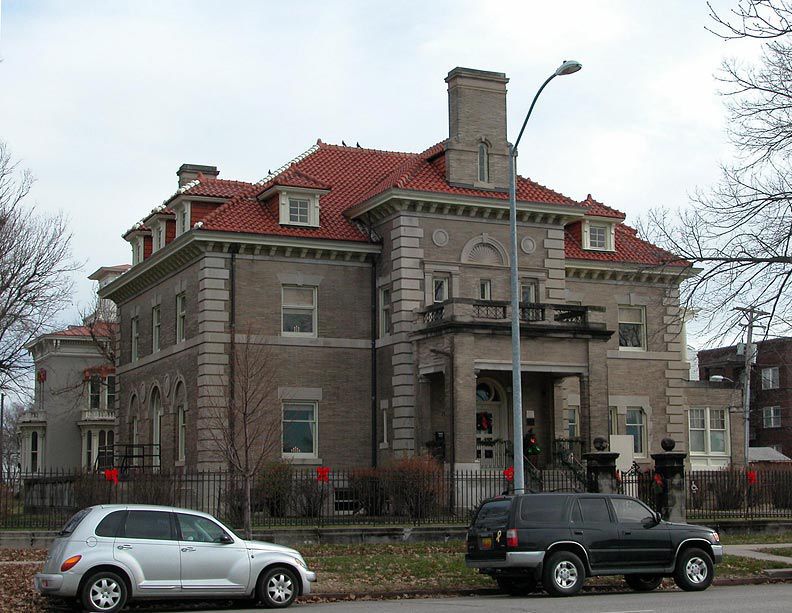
419 299 605 333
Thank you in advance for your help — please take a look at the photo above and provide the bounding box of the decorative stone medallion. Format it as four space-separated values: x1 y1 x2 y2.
520 236 536 254
432 229 449 247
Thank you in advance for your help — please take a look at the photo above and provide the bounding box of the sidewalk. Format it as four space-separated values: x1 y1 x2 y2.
724 542 792 577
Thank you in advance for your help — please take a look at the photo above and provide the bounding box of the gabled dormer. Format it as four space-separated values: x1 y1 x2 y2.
123 224 151 266
145 207 176 253
579 194 625 252
258 169 331 229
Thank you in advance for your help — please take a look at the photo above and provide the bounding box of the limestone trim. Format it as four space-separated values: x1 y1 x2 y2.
460 233 509 267
473 359 588 374
566 262 696 285
237 334 370 349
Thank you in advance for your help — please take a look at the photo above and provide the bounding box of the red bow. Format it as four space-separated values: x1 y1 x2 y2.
316 466 330 482
747 470 758 485
103 469 119 485
503 466 514 482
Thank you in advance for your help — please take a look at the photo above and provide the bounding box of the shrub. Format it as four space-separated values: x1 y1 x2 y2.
349 468 386 516
128 473 174 506
295 474 327 518
709 467 746 510
72 473 115 509
257 462 293 517
384 455 446 521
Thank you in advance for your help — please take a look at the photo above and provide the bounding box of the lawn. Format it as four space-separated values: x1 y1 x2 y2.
757 546 792 557
719 532 792 545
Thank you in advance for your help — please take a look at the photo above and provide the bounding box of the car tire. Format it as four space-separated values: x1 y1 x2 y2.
496 576 537 595
542 550 585 597
258 566 299 608
674 547 714 591
80 571 128 613
625 574 663 591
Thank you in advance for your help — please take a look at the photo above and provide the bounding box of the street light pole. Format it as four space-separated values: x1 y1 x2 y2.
509 60 582 495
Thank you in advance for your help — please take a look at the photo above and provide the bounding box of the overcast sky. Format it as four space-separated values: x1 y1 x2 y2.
0 0 764 329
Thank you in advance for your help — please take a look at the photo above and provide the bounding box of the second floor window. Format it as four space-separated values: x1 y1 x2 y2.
380 288 392 337
618 306 646 350
131 317 139 361
433 276 449 303
106 375 116 411
763 406 782 428
762 367 779 390
176 293 186 342
152 306 161 352
89 375 101 410
282 286 317 336
479 279 492 300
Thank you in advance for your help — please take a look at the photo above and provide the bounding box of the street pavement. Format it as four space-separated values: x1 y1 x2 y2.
203 584 792 613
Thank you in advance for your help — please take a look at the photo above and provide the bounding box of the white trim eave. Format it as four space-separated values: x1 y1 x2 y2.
345 188 588 221
565 259 698 281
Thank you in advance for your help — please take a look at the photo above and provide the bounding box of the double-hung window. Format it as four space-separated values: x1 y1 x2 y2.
763 406 782 428
479 279 492 300
380 288 392 337
89 375 101 410
152 305 161 352
131 317 140 361
689 407 728 454
762 367 780 390
618 306 646 351
106 375 116 411
626 407 646 456
433 276 449 303
176 293 186 342
567 406 579 438
282 402 318 459
282 286 317 336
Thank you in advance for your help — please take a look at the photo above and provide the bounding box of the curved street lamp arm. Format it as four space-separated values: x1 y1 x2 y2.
513 72 557 154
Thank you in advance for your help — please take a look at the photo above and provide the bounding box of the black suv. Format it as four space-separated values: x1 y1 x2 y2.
465 493 722 597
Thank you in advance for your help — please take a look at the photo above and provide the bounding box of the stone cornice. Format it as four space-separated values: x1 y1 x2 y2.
565 260 697 285
346 189 587 226
100 230 381 304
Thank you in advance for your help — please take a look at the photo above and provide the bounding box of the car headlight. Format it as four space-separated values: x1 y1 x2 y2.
711 531 720 543
293 556 308 569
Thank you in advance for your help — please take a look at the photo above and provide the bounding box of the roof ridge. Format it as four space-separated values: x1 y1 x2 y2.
255 143 321 186
317 140 417 157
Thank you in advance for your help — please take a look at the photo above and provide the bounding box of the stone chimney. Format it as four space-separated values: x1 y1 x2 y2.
445 67 510 190
177 163 219 187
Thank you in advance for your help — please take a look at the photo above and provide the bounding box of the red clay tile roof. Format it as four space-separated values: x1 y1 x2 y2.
50 322 118 339
184 176 254 199
565 222 688 267
581 194 626 219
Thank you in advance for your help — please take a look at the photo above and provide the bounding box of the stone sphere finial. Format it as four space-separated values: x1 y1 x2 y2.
661 437 676 452
593 436 608 452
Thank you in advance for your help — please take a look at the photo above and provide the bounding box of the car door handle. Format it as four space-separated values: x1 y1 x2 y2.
116 544 132 550
573 530 583 535
623 531 632 535
181 546 196 552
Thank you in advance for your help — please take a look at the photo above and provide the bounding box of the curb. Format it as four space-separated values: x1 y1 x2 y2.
302 576 792 602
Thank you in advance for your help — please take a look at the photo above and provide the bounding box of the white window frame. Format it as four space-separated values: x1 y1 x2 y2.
762 367 780 390
152 305 161 353
432 276 449 303
618 306 647 351
567 405 580 438
88 374 101 410
479 279 492 301
177 202 191 236
176 293 186 342
131 316 139 362
520 280 539 303
380 287 392 337
132 237 144 265
282 401 318 460
626 407 647 457
763 406 782 428
105 375 116 411
278 191 320 227
281 285 318 337
582 220 615 251
688 407 730 456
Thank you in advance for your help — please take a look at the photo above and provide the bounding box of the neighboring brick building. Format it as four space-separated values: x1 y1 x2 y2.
100 67 738 473
19 266 128 472
699 337 792 459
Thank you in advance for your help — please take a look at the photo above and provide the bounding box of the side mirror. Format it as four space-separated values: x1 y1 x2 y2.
218 533 234 544
655 511 662 524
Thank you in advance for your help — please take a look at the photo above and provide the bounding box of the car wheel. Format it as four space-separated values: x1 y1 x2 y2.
674 547 714 591
542 551 585 597
496 576 537 595
80 571 128 613
258 566 299 608
625 574 663 591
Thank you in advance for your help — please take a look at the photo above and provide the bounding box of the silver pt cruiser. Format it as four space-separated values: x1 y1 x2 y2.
34 504 316 611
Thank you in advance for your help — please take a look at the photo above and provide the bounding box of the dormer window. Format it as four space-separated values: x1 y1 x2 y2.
278 190 320 227
132 238 144 265
582 220 615 251
177 202 191 236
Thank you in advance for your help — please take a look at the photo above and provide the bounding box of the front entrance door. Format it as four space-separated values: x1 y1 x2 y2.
475 379 508 468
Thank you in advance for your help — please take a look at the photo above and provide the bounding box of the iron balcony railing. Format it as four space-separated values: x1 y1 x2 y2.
420 299 604 330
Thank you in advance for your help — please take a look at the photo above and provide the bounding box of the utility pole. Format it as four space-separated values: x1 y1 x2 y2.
733 306 769 468
0 393 4 483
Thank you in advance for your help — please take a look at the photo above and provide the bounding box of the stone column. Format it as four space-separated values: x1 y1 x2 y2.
452 334 477 468
578 374 591 455
582 437 620 493
651 437 687 522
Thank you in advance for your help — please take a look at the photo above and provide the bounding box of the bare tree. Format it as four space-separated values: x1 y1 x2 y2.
1 398 27 476
642 2 792 341
206 334 280 538
0 143 78 392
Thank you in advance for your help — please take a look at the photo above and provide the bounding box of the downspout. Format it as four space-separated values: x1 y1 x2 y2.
366 213 378 468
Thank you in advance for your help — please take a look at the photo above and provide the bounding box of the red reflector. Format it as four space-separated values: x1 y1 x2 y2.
60 555 81 572
506 529 518 548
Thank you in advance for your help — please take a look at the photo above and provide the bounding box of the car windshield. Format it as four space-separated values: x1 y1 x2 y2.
58 508 92 536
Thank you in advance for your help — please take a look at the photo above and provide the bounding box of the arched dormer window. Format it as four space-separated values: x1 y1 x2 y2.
478 142 490 183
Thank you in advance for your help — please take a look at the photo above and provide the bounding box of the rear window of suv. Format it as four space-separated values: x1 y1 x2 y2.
473 499 512 528
519 495 569 524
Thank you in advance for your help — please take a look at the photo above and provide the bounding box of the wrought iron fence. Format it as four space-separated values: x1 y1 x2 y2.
686 467 792 521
